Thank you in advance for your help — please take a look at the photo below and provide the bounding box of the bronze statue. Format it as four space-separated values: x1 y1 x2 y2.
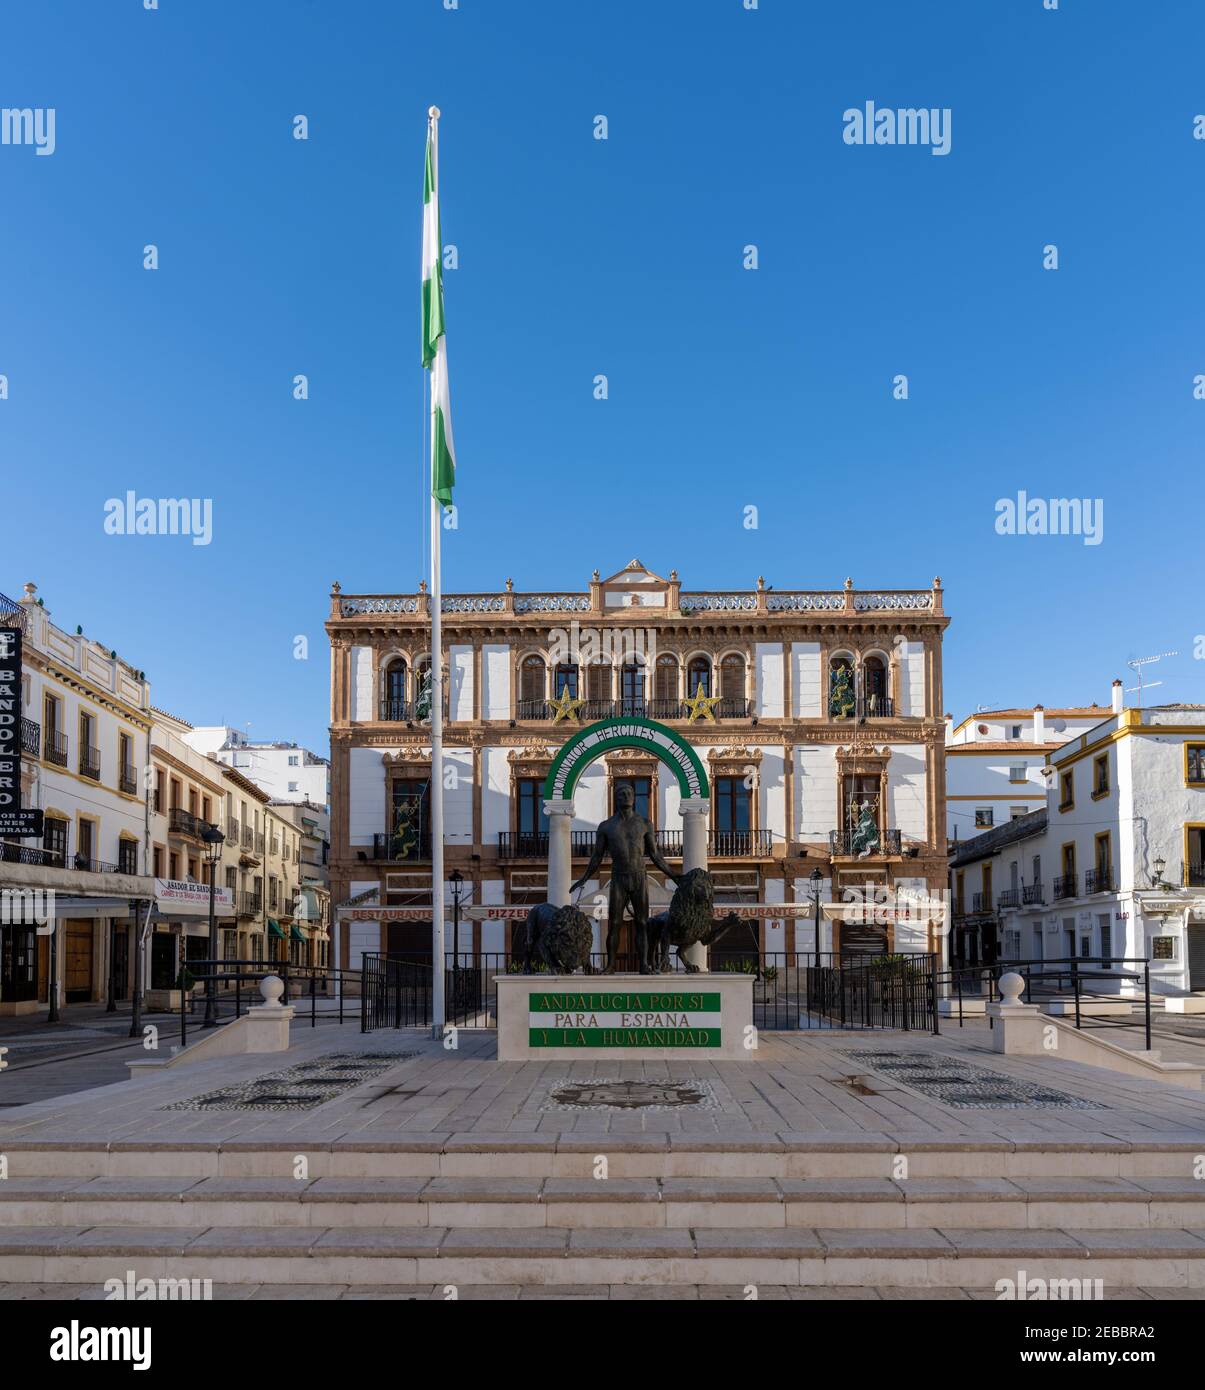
648 868 737 973
513 902 594 975
571 783 681 974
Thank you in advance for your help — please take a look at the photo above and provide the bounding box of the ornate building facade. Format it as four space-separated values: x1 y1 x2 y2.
326 563 951 967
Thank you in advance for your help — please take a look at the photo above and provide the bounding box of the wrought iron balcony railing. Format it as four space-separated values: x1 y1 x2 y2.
858 694 895 718
996 888 1020 909
71 854 121 875
829 827 903 857
20 717 39 758
971 891 992 913
79 746 101 781
241 826 254 851
1186 862 1205 888
1053 873 1077 900
372 832 433 861
496 827 774 860
168 807 206 839
119 765 138 796
512 697 756 723
378 697 449 722
238 892 263 918
1022 883 1045 905
227 817 240 844
1085 867 1113 894
44 730 67 767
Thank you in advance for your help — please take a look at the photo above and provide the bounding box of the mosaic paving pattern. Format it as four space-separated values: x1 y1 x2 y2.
162 1052 418 1112
542 1079 720 1112
839 1050 1101 1110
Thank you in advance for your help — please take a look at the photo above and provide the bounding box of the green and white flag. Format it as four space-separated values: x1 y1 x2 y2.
423 120 456 507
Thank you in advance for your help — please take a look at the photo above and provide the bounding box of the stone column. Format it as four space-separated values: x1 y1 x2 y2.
679 796 711 971
544 799 576 907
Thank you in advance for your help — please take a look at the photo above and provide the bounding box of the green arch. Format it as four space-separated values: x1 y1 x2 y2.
543 717 710 803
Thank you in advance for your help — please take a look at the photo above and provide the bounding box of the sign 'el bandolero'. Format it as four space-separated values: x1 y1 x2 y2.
543 717 710 803
0 624 32 831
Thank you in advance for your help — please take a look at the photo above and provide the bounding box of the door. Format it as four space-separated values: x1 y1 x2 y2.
151 932 177 990
1189 927 1205 991
387 921 432 966
111 925 129 1001
64 920 94 1002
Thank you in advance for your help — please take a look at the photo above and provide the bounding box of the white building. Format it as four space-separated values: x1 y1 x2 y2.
944 696 1116 844
955 694 1205 996
184 727 329 808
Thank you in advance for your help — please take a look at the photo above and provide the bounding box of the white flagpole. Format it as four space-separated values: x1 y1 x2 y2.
428 105 446 1040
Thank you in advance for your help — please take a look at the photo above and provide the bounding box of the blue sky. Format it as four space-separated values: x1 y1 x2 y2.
3 0 1203 751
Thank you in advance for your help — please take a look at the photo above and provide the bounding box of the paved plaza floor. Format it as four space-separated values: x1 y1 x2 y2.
3 1020 1205 1147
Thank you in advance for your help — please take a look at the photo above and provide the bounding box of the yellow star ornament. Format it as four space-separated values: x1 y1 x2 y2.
683 691 722 723
550 688 585 724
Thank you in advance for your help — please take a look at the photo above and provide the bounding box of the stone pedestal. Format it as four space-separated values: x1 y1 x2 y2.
679 796 711 972
544 798 575 908
496 971 755 1060
986 972 1047 1054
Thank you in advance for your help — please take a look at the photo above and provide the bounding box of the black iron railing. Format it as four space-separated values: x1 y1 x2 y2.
79 745 100 781
44 730 67 767
372 831 433 861
362 954 433 1030
997 888 1020 909
1053 873 1077 900
858 694 895 718
829 827 902 856
379 698 413 722
1022 883 1045 905
971 891 992 913
0 592 27 631
1186 862 1205 888
72 855 120 874
1085 867 1113 893
238 893 263 918
20 717 39 758
119 764 138 796
169 807 207 838
0 841 64 867
513 697 756 722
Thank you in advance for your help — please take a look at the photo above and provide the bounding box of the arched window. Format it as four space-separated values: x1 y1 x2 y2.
687 656 711 698
863 655 888 715
654 655 678 708
719 654 745 710
828 655 855 719
520 655 546 711
620 660 646 715
553 662 578 699
382 659 407 721
414 657 433 720
586 660 611 706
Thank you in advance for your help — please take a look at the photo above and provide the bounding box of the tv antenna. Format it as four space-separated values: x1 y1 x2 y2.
1125 652 1177 709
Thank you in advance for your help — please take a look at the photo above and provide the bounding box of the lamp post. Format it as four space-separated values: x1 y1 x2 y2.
449 869 464 1011
201 824 225 1028
809 867 823 973
1152 855 1167 891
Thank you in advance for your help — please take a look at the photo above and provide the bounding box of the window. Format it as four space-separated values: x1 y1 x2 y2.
1010 806 1028 820
553 663 578 699
1009 765 1028 783
288 781 298 793
383 659 407 714
202 796 212 824
1152 936 1176 961
1187 745 1205 786
389 779 430 859
828 656 854 719
43 816 68 869
119 732 135 792
76 818 95 867
687 656 711 698
1093 754 1110 798
520 655 546 705
1188 827 1205 887
43 693 65 765
288 755 299 767
862 655 888 713
154 768 165 813
620 661 646 715
586 661 610 703
1099 914 1112 968
152 846 164 877
974 808 993 828
516 779 548 839
79 711 99 779
719 654 745 706
613 777 651 821
1009 725 1022 740
188 857 198 881
1059 771 1074 811
169 851 179 879
654 655 677 704
714 776 752 836
118 840 137 875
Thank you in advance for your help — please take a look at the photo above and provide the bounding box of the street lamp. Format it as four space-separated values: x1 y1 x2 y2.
449 869 465 1015
201 824 225 1028
1151 855 1167 890
809 867 823 973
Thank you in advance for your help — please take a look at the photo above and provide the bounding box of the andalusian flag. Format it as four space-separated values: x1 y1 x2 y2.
423 117 456 507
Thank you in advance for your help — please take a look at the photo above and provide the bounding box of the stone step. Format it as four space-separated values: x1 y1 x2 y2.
2 1175 1204 1232
1 1225 1204 1287
3 1134 1203 1182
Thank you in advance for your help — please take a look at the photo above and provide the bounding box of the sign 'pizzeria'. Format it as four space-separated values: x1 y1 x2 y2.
528 990 722 1048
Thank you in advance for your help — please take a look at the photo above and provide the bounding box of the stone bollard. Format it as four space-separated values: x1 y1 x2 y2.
986 971 1046 1054
244 973 295 1053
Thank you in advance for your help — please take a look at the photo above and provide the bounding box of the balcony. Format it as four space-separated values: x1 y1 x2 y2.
1186 862 1205 888
20 718 39 758
829 827 903 857
256 833 265 856
1085 867 1113 894
997 888 1020 909
378 697 449 722
496 827 775 860
0 592 27 632
0 841 66 868
119 764 138 796
1022 883 1045 905
168 807 208 840
971 891 993 913
372 832 433 862
44 730 67 767
227 816 240 844
1053 873 1077 901
71 854 121 875
79 745 101 781
241 826 254 851
238 892 263 919
513 697 756 723
858 694 895 719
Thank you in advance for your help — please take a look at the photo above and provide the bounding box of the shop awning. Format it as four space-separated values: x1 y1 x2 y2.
289 924 305 942
267 919 286 939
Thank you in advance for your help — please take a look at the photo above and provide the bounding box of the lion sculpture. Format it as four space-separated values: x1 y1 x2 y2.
512 902 594 975
649 868 736 974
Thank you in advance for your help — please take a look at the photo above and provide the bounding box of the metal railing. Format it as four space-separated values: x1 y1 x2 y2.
971 891 992 912
227 816 240 843
372 831 434 861
512 696 756 722
173 960 358 1046
238 892 263 918
71 854 121 874
1085 867 1113 893
996 888 1020 909
119 764 138 796
1186 862 1205 888
241 826 254 851
858 694 895 719
829 827 903 856
20 717 40 757
1052 873 1077 900
495 827 773 859
1022 883 1045 905
79 745 101 781
0 592 27 631
169 807 207 839
44 730 67 767
0 840 66 867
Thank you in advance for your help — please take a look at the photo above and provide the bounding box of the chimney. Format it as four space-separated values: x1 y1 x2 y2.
1111 679 1123 715
1032 705 1045 742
